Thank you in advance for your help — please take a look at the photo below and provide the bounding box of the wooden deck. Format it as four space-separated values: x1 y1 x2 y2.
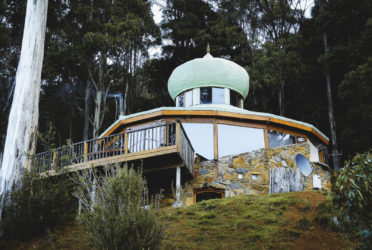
33 122 195 176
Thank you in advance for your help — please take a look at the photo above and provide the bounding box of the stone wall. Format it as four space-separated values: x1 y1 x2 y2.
188 142 331 201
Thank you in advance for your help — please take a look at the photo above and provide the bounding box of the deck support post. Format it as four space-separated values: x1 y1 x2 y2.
176 166 181 201
176 122 181 151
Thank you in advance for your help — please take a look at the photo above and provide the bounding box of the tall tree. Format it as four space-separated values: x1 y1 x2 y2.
320 7 341 170
39 0 160 141
0 0 48 215
0 1 26 153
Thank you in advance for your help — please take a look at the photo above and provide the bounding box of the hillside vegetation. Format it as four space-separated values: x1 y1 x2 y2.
3 191 357 249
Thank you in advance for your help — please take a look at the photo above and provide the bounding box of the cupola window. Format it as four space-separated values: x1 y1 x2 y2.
230 90 242 107
178 94 184 107
177 90 193 107
200 87 224 104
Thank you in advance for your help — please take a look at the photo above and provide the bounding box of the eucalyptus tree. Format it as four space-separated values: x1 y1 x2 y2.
41 0 160 141
59 0 160 139
0 1 26 153
309 0 372 164
216 0 307 115
0 0 48 217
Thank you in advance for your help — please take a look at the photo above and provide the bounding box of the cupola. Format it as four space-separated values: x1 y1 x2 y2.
167 46 249 108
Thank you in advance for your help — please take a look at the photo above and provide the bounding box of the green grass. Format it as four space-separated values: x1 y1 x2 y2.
161 193 302 249
3 191 357 249
161 192 357 249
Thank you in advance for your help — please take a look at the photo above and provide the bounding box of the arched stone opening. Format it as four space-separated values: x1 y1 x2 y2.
194 188 225 203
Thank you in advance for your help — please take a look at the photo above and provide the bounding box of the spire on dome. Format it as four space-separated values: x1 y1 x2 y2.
207 43 210 54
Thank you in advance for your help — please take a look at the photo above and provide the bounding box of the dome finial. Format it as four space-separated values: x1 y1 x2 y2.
207 43 210 54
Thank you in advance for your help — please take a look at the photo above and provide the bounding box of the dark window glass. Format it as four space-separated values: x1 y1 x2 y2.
268 130 295 148
230 90 241 107
200 87 212 104
178 94 184 107
196 192 222 202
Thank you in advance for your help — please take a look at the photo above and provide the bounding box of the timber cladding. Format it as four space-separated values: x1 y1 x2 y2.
103 109 328 145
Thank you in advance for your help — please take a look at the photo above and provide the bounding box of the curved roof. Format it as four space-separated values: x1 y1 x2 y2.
168 53 250 100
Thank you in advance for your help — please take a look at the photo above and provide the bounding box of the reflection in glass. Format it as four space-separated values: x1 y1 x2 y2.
297 137 306 143
218 124 265 157
178 94 184 107
230 90 241 107
212 88 224 104
185 90 193 107
200 87 212 104
295 154 312 177
182 123 214 159
268 130 295 148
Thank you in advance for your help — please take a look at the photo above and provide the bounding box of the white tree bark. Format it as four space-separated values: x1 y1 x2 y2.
0 0 48 204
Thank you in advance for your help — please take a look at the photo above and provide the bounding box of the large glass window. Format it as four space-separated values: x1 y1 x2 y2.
218 124 265 157
268 130 295 148
182 123 214 160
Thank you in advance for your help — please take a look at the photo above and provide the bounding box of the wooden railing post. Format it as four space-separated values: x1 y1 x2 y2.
52 151 57 170
164 125 168 145
84 142 88 161
124 132 129 154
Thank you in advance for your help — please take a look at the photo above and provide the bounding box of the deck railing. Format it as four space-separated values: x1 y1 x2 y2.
32 122 194 174
178 123 194 174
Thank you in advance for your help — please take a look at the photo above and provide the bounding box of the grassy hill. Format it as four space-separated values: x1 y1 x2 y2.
3 191 356 249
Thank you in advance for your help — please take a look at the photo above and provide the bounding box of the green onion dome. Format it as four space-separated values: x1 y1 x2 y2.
168 53 249 100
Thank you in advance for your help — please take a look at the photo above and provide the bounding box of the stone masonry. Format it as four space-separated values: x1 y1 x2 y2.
188 142 331 201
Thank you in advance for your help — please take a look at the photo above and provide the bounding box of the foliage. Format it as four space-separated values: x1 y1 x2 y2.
0 170 76 240
338 59 372 154
316 151 372 248
37 122 57 152
334 151 372 231
76 166 163 250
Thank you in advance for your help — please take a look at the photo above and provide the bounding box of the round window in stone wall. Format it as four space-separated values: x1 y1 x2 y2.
295 154 312 177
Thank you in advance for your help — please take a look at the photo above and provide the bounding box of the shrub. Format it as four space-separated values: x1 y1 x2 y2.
330 151 372 248
0 170 77 240
334 151 372 230
76 166 163 250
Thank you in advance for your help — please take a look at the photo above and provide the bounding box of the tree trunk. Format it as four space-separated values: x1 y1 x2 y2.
322 28 341 170
0 0 48 213
83 80 91 140
93 89 102 139
278 79 285 116
92 51 106 138
123 78 129 116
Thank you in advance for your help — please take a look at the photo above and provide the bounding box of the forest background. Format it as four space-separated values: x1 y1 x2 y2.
0 0 371 166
